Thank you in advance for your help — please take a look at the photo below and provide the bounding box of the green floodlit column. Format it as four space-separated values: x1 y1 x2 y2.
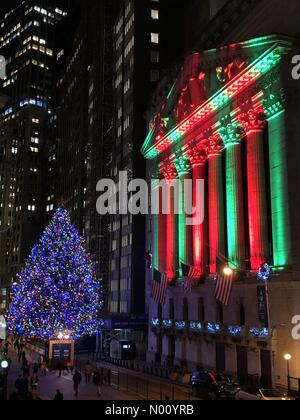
175 156 191 276
151 178 160 270
219 122 246 269
268 110 292 268
226 142 246 268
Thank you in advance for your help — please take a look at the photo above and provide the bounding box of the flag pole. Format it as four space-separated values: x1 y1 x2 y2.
264 279 275 388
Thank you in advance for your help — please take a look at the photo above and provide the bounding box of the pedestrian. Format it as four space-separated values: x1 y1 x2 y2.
69 362 74 375
15 375 24 394
22 358 30 377
63 359 69 375
13 339 18 351
33 362 39 375
58 359 64 378
30 373 39 395
41 361 48 376
15 375 28 397
38 355 44 370
93 371 103 398
54 389 64 401
3 342 9 356
84 360 93 384
73 370 82 398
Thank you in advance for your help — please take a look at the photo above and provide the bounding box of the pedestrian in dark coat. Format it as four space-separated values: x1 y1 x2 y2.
54 390 64 401
33 362 39 375
73 370 82 398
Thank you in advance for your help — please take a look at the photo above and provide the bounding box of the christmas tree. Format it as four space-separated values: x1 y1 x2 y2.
7 208 102 340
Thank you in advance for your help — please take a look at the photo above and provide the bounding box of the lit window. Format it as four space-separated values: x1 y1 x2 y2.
151 10 159 20
151 33 159 44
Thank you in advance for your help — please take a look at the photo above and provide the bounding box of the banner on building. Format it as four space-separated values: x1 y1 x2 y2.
257 286 268 327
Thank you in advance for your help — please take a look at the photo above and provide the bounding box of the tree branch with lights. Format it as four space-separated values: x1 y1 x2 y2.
7 208 102 341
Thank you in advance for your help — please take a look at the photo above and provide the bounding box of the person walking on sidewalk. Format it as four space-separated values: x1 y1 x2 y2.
73 370 82 398
84 360 93 384
22 358 30 378
63 359 69 375
38 355 44 371
41 361 48 376
58 360 64 378
93 370 104 398
33 362 39 375
30 373 39 400
54 389 64 401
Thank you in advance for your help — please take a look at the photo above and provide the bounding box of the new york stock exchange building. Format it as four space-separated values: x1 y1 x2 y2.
142 34 300 390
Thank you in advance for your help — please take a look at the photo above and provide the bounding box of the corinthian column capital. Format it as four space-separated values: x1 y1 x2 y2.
238 108 266 133
160 161 178 180
174 154 191 177
186 144 208 167
218 119 245 146
205 133 224 157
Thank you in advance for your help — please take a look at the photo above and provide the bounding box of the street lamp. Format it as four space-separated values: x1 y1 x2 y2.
284 354 292 391
223 265 234 276
0 360 8 370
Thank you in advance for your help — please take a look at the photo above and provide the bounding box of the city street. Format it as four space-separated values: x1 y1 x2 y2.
6 349 141 401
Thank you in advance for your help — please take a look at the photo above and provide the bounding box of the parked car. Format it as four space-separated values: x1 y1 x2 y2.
191 371 240 400
236 388 295 401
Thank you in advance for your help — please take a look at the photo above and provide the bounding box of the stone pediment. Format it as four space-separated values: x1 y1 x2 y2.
141 35 292 160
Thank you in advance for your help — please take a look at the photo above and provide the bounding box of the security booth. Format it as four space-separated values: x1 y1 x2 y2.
48 339 75 369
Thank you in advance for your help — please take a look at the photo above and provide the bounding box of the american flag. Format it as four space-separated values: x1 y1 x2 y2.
215 273 234 306
151 269 169 305
182 263 202 294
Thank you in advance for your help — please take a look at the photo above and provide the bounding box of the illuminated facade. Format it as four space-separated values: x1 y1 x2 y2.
143 35 300 388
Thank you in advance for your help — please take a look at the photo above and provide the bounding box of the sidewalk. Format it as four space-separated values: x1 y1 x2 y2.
7 349 141 401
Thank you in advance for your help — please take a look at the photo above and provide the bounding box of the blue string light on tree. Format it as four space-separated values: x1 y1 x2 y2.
257 263 272 282
7 208 103 341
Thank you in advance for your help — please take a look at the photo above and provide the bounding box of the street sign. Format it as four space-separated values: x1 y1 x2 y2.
257 285 269 328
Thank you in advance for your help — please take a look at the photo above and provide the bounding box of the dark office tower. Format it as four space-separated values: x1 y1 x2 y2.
48 0 117 315
0 0 68 312
107 0 185 361
83 1 118 313
184 0 228 50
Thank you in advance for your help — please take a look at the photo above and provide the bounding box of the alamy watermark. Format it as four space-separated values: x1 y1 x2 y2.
291 316 300 340
292 55 300 80
96 171 205 226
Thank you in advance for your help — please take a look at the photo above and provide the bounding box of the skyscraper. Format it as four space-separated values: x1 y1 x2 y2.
0 0 68 312
48 0 117 315
106 0 185 361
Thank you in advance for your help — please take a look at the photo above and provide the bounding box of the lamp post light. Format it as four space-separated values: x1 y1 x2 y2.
284 354 292 391
223 265 234 277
